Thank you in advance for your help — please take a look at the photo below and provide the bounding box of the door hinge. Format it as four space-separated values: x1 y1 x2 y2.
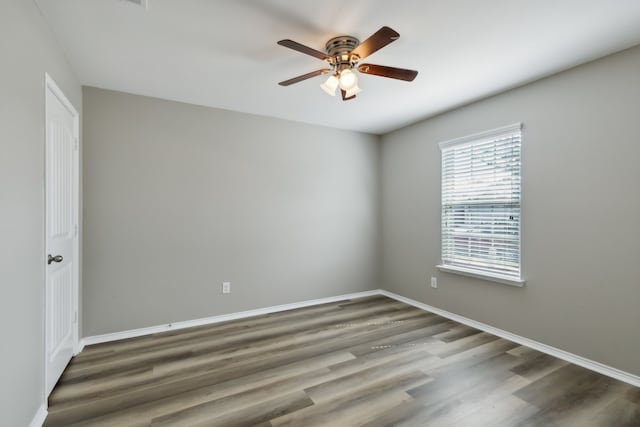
74 138 79 150
74 224 79 237
74 311 78 323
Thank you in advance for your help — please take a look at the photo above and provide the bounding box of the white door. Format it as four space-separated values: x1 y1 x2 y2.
45 74 79 397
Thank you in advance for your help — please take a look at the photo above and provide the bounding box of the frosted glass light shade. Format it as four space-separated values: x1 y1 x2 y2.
345 85 362 98
320 75 339 96
339 69 358 90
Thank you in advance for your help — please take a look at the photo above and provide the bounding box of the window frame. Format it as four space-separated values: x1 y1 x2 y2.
436 123 525 287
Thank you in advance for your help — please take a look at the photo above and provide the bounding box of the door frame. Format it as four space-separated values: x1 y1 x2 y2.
44 73 80 400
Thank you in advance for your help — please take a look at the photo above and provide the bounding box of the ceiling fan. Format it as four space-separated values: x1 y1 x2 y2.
277 26 418 101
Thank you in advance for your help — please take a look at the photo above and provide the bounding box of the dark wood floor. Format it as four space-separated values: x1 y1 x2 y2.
45 295 639 426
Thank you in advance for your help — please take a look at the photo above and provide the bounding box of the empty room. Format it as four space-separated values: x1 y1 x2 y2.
2 0 640 426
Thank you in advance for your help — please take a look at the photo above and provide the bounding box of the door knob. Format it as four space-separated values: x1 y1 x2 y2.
48 254 63 265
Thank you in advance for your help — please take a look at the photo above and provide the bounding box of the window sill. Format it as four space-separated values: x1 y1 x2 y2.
436 265 526 287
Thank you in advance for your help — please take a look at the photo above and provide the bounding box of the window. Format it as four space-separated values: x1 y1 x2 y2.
438 123 523 286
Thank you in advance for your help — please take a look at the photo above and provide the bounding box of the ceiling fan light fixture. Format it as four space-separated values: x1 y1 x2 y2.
338 69 358 91
277 26 418 102
320 74 339 96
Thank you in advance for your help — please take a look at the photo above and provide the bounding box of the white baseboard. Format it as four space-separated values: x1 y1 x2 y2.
78 288 640 388
29 404 47 427
80 290 381 348
379 290 640 388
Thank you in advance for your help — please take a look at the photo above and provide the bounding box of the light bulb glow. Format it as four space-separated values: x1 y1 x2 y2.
320 75 339 96
339 69 358 91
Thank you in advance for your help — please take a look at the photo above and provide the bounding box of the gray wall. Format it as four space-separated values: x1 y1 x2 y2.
82 87 380 336
0 0 82 425
381 45 640 376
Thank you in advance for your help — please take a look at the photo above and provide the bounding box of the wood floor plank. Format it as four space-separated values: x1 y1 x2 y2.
270 389 415 427
515 363 621 407
625 385 640 404
509 350 568 380
430 330 499 358
305 350 434 403
44 295 640 427
589 397 640 427
154 390 315 427
515 363 630 426
149 370 328 426
433 323 483 343
357 399 432 427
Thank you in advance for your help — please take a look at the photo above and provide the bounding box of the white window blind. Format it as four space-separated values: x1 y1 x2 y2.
439 123 522 282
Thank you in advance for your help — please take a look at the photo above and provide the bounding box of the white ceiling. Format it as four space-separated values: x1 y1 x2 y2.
35 0 640 134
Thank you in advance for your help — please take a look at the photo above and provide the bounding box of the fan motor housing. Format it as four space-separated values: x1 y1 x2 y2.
325 36 360 63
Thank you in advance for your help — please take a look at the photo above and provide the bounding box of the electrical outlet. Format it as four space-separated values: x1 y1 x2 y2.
431 277 438 288
222 281 231 294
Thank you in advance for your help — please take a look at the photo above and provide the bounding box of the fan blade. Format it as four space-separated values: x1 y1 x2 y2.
358 64 418 81
277 39 330 60
350 26 400 60
341 89 356 101
278 69 331 86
